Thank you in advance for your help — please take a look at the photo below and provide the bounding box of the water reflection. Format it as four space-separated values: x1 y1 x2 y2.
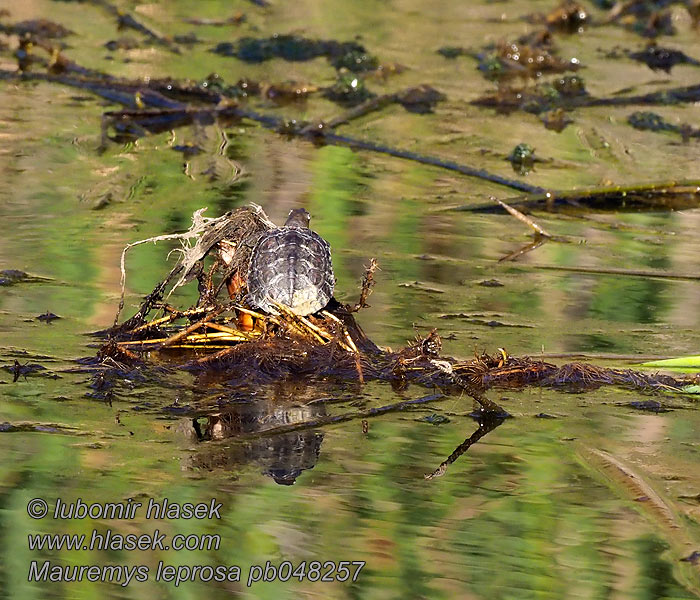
179 376 511 488
179 381 327 485
426 411 507 479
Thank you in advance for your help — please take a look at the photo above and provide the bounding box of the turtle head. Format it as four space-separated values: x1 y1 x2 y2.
285 208 311 228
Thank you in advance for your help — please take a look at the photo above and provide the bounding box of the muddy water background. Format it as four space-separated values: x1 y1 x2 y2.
1 0 700 598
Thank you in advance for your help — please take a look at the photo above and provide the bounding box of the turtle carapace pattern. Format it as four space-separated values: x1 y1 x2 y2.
246 208 335 316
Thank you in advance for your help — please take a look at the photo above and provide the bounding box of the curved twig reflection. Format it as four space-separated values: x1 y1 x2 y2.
425 412 507 479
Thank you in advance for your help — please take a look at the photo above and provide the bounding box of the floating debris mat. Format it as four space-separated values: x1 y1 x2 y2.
100 205 699 413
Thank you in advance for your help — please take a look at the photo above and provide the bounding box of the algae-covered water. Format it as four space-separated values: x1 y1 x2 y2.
1 0 700 598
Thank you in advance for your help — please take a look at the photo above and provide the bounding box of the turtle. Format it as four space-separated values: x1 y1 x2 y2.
246 208 335 316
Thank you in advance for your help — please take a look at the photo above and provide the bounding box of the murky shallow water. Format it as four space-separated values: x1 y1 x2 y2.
1 0 700 597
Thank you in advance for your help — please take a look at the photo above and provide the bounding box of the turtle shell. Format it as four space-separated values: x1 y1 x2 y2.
247 225 334 316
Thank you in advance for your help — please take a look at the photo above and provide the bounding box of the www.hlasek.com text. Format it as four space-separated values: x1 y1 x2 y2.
28 529 220 552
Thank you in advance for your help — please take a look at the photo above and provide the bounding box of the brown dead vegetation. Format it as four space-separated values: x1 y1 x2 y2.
101 206 698 416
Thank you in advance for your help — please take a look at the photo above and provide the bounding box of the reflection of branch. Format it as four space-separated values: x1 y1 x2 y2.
202 393 446 441
498 238 548 262
425 413 507 479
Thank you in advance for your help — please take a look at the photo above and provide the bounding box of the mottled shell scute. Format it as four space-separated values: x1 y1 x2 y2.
247 225 335 316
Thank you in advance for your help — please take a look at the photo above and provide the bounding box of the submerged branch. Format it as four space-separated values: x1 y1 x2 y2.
530 264 700 281
0 67 544 194
451 181 700 214
318 131 544 194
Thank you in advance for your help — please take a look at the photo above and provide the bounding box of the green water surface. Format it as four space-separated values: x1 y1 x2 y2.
0 0 699 598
